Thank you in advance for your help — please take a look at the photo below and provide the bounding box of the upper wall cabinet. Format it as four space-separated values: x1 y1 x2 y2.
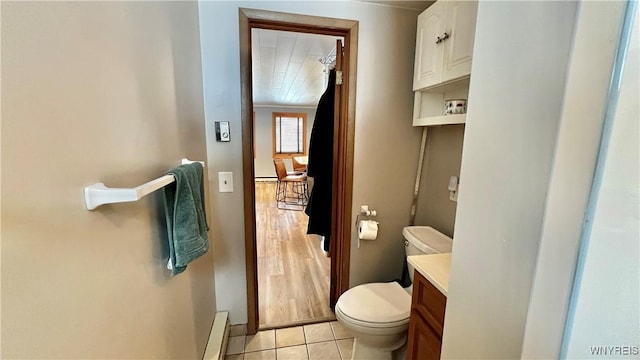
413 1 478 91
412 0 478 126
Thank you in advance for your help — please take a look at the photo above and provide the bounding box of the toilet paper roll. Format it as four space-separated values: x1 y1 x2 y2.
358 220 378 240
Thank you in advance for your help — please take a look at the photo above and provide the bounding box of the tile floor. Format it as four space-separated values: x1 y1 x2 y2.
226 321 354 360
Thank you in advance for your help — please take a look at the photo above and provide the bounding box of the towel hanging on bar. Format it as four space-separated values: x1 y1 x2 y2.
163 162 210 275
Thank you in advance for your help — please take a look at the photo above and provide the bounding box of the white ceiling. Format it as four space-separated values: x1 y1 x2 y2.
251 28 342 107
251 2 432 107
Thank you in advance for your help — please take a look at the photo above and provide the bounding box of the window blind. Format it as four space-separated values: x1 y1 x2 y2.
275 115 304 154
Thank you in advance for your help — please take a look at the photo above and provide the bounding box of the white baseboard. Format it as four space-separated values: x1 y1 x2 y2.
203 311 230 360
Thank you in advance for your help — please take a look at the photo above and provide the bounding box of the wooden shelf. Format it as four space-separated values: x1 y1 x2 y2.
417 76 470 94
413 114 466 127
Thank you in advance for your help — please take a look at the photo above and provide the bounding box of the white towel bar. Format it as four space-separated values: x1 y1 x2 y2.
84 158 205 210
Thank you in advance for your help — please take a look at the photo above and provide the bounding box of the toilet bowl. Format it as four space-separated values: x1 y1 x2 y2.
335 226 452 360
335 282 411 359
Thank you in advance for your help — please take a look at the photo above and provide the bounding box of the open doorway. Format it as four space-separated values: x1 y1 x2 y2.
239 8 359 334
252 28 341 328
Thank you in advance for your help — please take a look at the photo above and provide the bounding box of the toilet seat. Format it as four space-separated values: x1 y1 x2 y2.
336 306 409 329
336 282 411 328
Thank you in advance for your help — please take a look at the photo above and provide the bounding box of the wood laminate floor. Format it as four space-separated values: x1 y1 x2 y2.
255 181 333 328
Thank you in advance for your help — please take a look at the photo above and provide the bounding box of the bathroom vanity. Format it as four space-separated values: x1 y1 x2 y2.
406 254 452 360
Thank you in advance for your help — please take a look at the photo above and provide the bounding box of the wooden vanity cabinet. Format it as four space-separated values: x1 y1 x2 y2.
407 270 447 360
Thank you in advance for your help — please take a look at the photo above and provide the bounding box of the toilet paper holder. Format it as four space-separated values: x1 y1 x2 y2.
355 205 377 225
356 205 378 248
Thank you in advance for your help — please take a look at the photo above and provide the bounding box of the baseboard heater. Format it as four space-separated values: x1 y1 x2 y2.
255 177 277 182
203 311 230 360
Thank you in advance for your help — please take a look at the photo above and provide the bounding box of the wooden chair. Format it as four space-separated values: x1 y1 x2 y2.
273 158 308 210
291 156 307 173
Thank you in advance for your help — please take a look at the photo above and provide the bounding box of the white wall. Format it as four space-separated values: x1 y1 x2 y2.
198 1 422 324
253 106 316 178
442 2 578 358
521 2 627 357
1 2 215 358
563 4 639 357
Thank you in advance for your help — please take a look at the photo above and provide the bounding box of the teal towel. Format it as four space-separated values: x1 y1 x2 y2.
163 162 209 275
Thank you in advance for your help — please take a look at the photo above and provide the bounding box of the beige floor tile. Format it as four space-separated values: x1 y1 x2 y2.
336 338 354 360
244 349 276 360
330 321 353 340
276 326 306 348
245 330 276 353
307 341 341 360
226 354 244 360
303 323 334 343
276 345 309 360
230 324 248 337
227 336 246 355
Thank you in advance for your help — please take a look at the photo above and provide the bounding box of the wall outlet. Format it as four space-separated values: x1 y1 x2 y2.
449 183 460 202
449 175 459 202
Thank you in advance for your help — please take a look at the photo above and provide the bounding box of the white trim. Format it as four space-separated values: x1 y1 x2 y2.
352 0 430 12
253 104 318 109
203 312 230 360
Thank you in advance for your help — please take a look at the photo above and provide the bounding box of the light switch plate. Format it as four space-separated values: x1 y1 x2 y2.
218 172 233 192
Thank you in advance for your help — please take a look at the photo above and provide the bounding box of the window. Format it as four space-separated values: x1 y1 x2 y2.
272 112 307 157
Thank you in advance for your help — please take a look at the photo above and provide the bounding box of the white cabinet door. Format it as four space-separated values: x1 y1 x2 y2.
413 2 446 90
441 1 478 83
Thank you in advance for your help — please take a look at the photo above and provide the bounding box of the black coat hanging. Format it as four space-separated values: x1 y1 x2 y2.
305 69 336 249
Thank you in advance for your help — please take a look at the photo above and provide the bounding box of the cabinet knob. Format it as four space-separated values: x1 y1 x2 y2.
435 32 450 44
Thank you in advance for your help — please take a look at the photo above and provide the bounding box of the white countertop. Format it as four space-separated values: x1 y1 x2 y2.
407 253 452 296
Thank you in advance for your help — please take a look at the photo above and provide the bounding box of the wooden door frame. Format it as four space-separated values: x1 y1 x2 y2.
239 8 358 334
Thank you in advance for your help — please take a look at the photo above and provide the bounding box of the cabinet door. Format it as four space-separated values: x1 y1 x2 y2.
407 311 442 360
413 2 445 90
441 0 478 83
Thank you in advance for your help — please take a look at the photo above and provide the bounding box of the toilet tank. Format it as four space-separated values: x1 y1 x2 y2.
403 226 452 282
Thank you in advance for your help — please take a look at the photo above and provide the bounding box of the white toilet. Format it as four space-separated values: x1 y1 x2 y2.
335 226 453 360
